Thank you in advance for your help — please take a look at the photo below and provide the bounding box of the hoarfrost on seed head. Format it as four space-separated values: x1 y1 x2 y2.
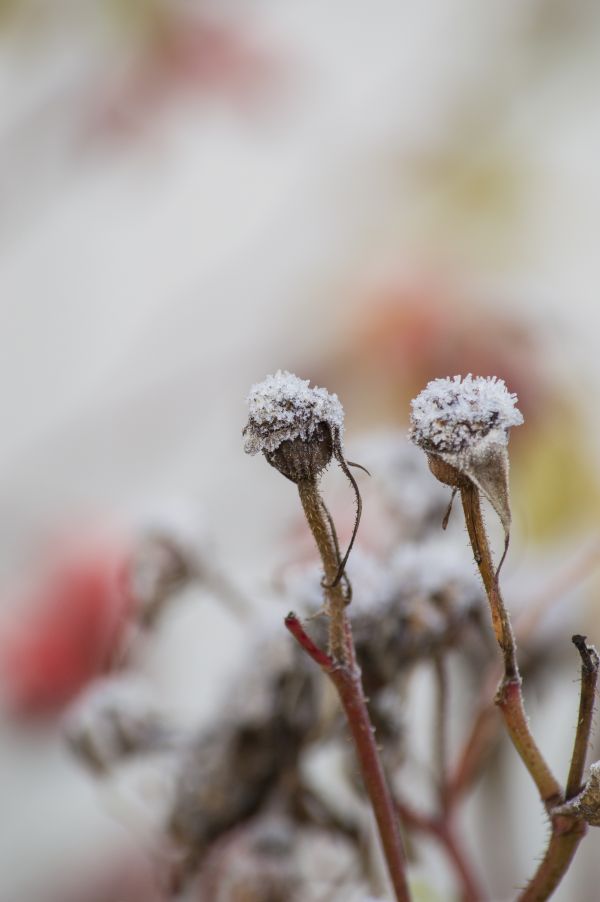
409 374 523 455
243 370 344 455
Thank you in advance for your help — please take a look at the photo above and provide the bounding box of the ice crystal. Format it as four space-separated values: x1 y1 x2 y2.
243 370 344 456
409 374 523 455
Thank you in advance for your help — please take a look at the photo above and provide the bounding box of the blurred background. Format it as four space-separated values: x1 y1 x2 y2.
1 1 600 900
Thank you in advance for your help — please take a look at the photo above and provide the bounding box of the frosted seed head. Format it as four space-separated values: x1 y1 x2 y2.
409 375 523 537
409 374 523 456
243 370 344 482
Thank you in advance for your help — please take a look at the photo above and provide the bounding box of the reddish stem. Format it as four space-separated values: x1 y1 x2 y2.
396 798 485 902
285 613 411 902
566 635 599 800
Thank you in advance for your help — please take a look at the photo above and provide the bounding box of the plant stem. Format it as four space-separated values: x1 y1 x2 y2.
460 483 562 808
566 635 599 800
518 637 598 901
447 690 499 806
297 477 350 662
433 654 449 811
517 816 586 902
292 477 411 898
286 613 411 902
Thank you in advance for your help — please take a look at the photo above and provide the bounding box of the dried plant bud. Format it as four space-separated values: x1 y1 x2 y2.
64 676 173 774
554 762 600 826
243 370 344 483
168 637 319 875
198 815 368 902
409 375 523 537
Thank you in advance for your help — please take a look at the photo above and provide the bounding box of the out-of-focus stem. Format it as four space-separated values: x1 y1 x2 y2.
447 694 499 806
285 614 411 902
433 654 449 810
395 797 484 902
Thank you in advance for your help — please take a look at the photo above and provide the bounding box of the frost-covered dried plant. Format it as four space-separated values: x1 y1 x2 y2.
63 371 599 902
409 373 599 902
64 674 175 774
410 374 522 539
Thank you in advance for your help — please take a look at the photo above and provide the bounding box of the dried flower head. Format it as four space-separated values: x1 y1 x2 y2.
243 370 344 483
409 374 523 455
409 375 523 536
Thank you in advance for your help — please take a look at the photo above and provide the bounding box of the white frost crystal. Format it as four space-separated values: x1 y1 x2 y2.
409 374 523 454
243 370 344 455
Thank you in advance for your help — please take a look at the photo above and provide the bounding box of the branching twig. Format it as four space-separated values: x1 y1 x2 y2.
433 654 450 811
447 693 499 807
286 613 411 902
395 796 485 902
517 636 598 901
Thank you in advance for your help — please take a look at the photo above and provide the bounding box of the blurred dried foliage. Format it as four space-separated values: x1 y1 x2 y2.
56 431 598 900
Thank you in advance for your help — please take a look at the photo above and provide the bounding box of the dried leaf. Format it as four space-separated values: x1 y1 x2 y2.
464 434 512 541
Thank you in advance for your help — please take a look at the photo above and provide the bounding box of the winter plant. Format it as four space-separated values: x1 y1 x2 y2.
63 370 600 901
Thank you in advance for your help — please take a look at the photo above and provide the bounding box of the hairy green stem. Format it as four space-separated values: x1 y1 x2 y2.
519 637 598 901
517 817 586 902
396 797 485 902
